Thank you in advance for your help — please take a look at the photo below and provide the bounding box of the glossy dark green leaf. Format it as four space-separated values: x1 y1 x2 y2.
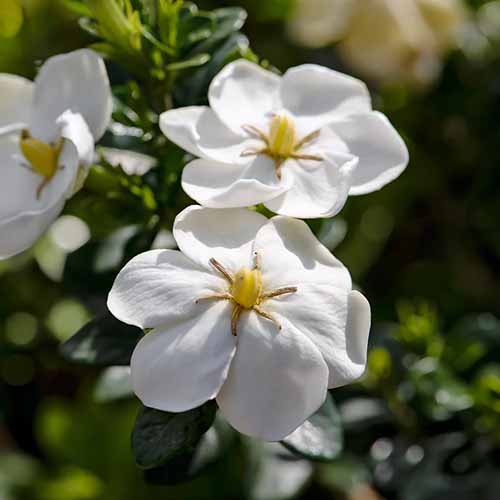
62 224 157 293
173 33 250 106
189 7 247 55
132 401 217 469
281 394 343 462
143 417 234 484
177 6 213 50
94 366 133 402
60 312 142 366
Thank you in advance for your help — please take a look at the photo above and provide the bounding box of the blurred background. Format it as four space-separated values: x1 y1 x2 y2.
1 0 500 499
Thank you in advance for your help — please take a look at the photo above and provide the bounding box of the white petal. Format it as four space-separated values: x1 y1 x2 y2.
0 74 33 131
32 49 112 142
107 249 226 329
253 216 352 289
0 135 79 259
181 155 291 208
131 300 236 412
265 286 370 388
331 111 409 195
264 152 357 218
0 201 64 260
173 205 268 274
58 110 94 165
344 290 371 378
159 106 255 163
0 134 79 220
217 311 329 441
281 64 371 133
208 59 281 135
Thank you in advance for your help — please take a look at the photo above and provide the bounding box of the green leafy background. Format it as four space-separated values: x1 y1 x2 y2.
1 1 500 499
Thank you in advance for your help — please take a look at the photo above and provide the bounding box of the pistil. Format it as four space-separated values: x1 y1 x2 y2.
241 113 323 180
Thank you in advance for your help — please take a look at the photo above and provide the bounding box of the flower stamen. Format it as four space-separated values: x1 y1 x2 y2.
253 305 282 331
261 286 298 300
241 124 269 143
209 257 233 284
196 253 297 337
293 129 321 151
240 114 323 181
195 292 232 304
231 306 242 337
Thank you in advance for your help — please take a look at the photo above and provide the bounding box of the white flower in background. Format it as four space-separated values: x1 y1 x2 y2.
108 205 371 441
0 49 112 259
288 0 467 87
160 60 408 218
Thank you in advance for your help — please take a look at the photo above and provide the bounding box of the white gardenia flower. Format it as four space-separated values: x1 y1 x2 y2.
0 49 112 259
288 0 467 87
107 205 371 441
160 59 408 218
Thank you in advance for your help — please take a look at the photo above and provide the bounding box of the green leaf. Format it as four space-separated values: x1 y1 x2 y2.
188 7 247 56
94 366 133 402
173 33 250 106
61 0 93 17
0 0 23 38
132 402 217 469
62 224 158 293
166 53 211 71
60 312 143 366
247 442 313 500
281 394 343 462
143 417 234 484
78 17 101 38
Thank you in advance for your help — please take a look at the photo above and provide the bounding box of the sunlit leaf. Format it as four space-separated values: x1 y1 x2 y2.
247 442 313 500
281 394 343 462
94 366 133 402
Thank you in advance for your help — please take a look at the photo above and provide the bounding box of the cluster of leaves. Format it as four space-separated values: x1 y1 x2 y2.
331 303 500 500
64 0 256 105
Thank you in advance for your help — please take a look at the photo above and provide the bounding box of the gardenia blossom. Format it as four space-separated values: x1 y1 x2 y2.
0 49 112 259
107 205 371 441
288 0 467 87
160 59 408 218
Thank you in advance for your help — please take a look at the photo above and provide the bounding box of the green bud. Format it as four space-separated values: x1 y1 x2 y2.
88 0 142 53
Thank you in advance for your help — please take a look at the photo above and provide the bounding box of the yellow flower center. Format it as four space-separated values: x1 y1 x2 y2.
268 113 297 158
197 256 298 336
19 131 64 198
241 114 323 180
20 135 61 180
231 267 263 309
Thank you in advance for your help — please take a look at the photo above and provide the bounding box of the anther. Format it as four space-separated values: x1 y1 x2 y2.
231 306 242 336
195 292 232 304
209 258 233 284
294 129 321 151
261 286 298 300
253 306 282 331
